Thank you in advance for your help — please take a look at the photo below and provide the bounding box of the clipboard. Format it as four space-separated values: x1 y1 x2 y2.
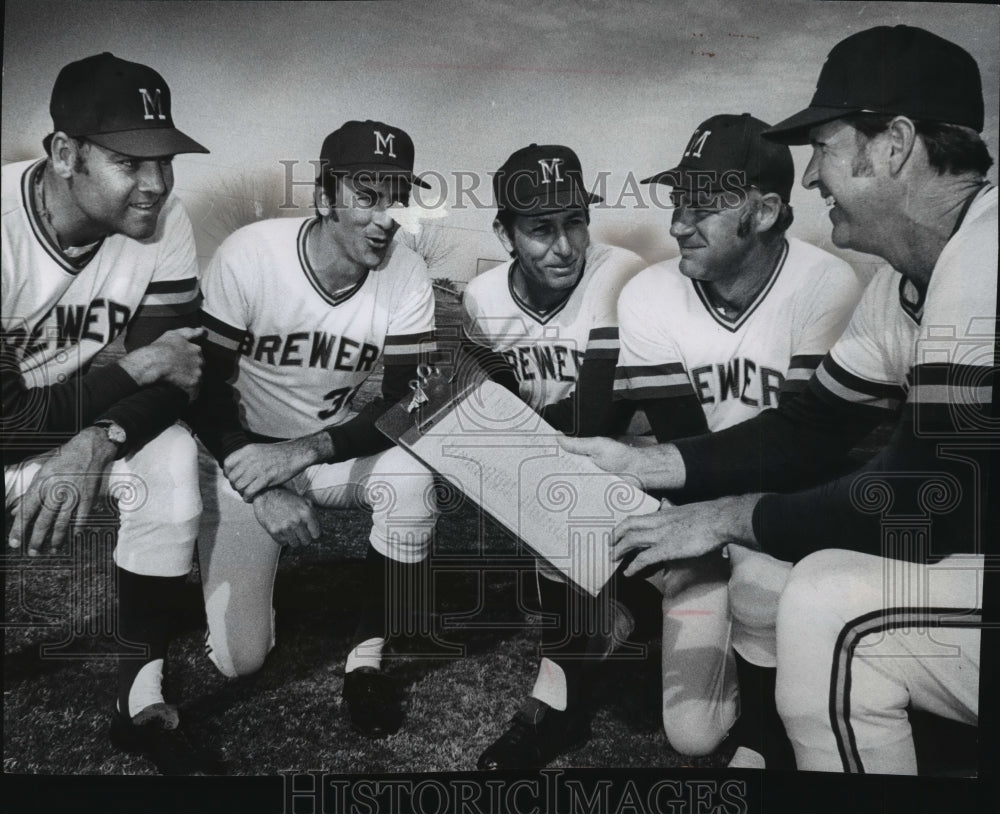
377 376 660 597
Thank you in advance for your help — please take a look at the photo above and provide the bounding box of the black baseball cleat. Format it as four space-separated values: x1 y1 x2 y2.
109 704 226 775
342 666 405 738
477 697 591 770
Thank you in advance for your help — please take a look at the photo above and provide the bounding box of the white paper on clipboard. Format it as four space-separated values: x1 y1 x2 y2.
378 379 660 597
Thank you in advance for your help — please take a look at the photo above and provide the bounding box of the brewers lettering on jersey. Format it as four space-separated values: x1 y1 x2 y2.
200 217 433 440
463 242 642 418
2 52 220 776
191 119 440 744
615 237 862 431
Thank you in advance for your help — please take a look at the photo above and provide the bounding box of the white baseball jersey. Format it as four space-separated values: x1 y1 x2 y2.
200 217 435 440
462 243 644 412
615 237 863 431
771 188 994 776
1 159 201 381
817 186 997 417
2 159 202 580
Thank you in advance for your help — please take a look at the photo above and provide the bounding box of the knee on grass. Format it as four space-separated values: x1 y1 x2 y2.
206 626 275 679
662 702 730 757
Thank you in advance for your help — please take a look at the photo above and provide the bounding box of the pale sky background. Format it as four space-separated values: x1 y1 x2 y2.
3 0 998 280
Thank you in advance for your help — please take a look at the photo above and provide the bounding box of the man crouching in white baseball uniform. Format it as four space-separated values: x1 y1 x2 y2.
2 53 220 774
561 25 993 774
191 120 439 741
616 113 862 768
464 143 648 770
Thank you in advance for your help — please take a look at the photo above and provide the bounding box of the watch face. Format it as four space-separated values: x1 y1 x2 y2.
100 422 127 444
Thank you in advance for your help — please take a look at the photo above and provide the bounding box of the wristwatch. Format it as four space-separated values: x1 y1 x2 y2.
93 419 127 446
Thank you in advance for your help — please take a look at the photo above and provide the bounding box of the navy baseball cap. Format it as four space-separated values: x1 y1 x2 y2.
320 120 429 188
765 25 985 145
493 144 602 214
48 52 208 157
642 113 794 203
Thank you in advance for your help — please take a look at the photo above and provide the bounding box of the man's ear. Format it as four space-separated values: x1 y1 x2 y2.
885 116 918 176
314 184 334 219
49 132 82 179
493 217 515 256
755 192 782 234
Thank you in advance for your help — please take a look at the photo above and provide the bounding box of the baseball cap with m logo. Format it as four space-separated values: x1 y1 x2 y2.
48 52 208 158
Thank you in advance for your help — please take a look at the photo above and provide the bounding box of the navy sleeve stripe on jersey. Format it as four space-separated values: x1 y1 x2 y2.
614 382 696 401
583 326 620 360
133 293 202 319
909 363 993 406
614 362 691 398
585 346 620 360
815 356 907 409
588 326 619 342
384 332 436 364
615 362 687 379
786 354 826 382
145 277 200 294
201 311 247 352
140 278 200 306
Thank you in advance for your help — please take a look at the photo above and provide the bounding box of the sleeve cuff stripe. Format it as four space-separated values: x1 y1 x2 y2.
384 342 438 356
789 354 825 367
141 291 201 307
617 384 694 400
615 362 687 378
133 301 200 318
205 330 241 352
910 383 993 405
619 373 691 389
821 357 907 401
588 327 619 340
585 348 619 360
385 333 435 346
145 277 199 294
913 362 994 385
816 366 902 410
383 353 428 366
200 312 246 340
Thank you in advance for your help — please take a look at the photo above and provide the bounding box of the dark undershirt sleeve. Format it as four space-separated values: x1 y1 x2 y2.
674 377 887 502
455 334 520 395
0 335 141 462
640 394 710 445
97 310 200 453
188 325 250 464
323 356 418 462
541 356 634 438
752 366 991 563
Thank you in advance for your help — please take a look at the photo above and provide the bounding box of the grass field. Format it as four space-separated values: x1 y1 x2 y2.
3 491 727 776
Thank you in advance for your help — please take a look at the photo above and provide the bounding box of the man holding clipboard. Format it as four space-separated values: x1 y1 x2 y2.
458 144 650 770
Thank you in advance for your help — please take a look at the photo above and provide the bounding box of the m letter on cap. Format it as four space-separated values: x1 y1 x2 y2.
538 158 564 184
373 130 397 158
139 88 166 121
684 130 711 159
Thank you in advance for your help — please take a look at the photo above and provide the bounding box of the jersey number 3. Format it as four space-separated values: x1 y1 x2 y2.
318 385 360 420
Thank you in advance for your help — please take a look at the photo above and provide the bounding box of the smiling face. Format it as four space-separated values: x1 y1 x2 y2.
325 175 408 272
66 139 174 241
496 208 590 304
802 118 887 253
668 189 758 283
